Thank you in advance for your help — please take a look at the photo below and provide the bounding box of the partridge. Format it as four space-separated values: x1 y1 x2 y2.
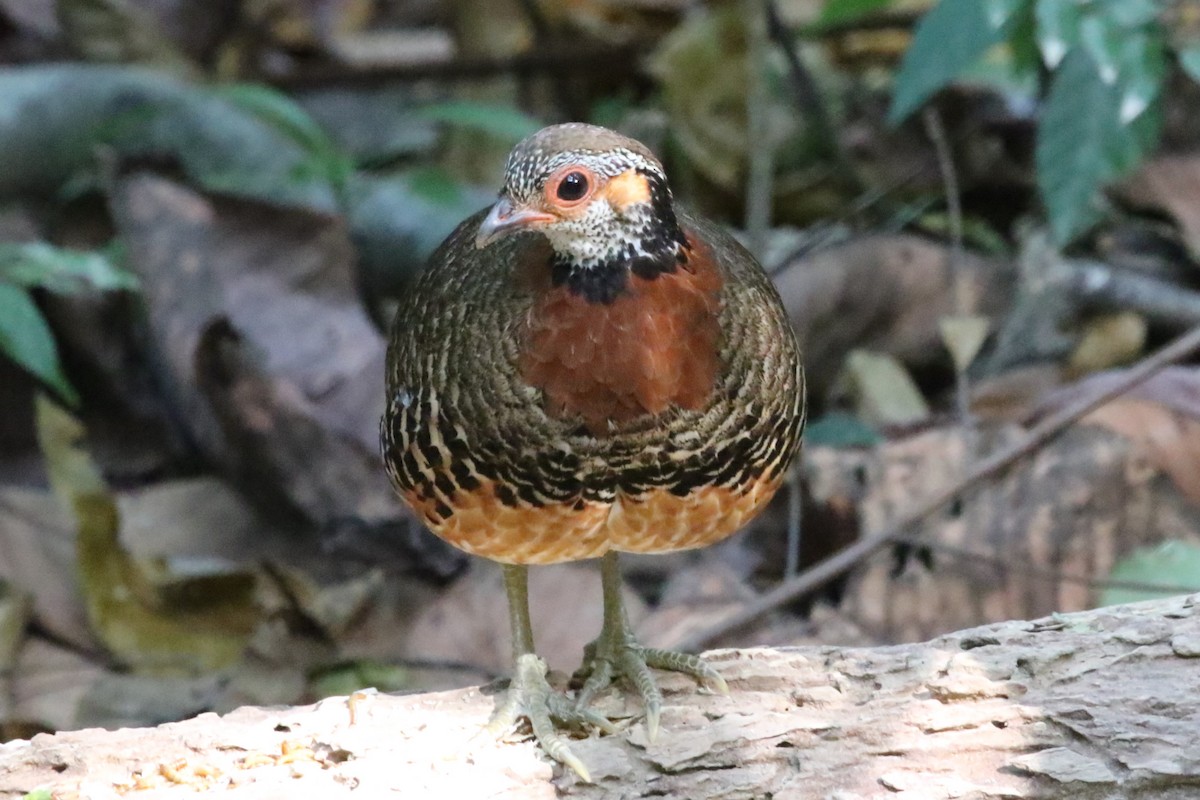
382 123 805 779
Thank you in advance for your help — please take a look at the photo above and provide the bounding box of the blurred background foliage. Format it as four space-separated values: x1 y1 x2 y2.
4 0 1200 750
6 0 1200 407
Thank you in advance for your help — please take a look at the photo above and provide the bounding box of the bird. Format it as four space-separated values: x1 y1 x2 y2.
381 123 805 780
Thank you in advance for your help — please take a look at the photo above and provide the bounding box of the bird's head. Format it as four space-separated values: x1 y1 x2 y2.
476 124 686 286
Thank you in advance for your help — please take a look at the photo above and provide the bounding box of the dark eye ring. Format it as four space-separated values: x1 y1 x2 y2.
556 171 589 202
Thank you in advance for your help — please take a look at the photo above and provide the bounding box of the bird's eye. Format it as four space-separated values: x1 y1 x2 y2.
556 171 589 202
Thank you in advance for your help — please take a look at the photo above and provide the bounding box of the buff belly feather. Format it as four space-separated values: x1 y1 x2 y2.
403 474 780 565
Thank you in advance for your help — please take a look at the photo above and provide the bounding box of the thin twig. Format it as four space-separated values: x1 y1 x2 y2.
800 9 923 38
921 109 963 281
264 44 640 88
514 0 551 38
768 135 969 275
922 107 972 425
745 0 773 258
763 0 844 169
681 321 1200 651
784 465 803 578
513 0 583 120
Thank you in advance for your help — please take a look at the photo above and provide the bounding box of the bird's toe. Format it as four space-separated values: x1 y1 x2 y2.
487 653 613 782
574 631 725 742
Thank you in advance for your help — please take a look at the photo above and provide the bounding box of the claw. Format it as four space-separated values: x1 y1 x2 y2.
486 653 607 782
619 645 662 740
527 695 590 783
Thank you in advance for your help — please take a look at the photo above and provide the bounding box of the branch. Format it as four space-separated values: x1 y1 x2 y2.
682 321 1200 650
263 44 640 88
3 596 1197 797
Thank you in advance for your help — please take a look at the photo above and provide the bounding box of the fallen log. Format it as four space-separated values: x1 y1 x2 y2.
2 594 1199 799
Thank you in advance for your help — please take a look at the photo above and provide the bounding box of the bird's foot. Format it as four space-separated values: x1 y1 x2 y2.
487 653 617 782
573 630 728 742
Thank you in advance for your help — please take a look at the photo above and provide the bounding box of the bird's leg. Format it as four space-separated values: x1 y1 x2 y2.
574 552 728 742
486 563 616 782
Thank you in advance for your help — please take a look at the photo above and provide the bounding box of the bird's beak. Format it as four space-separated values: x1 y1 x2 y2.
475 198 555 249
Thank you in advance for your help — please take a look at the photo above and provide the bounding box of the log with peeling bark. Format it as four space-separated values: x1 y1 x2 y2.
2 595 1199 799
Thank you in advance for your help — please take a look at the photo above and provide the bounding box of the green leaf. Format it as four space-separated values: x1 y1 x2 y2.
216 83 335 157
0 283 78 405
1106 96 1161 176
957 27 1040 98
1004 1 1043 80
1035 24 1165 246
888 0 1028 123
350 169 494 300
1101 540 1200 607
0 242 138 294
1034 0 1082 68
1112 32 1166 123
1078 12 1122 84
418 101 542 143
1035 48 1121 243
22 791 53 800
403 164 468 207
0 66 340 211
805 411 882 448
1179 45 1200 84
217 83 356 206
1096 0 1158 29
311 659 409 698
817 0 893 27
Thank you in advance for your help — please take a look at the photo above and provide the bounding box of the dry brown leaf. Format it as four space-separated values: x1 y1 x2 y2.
939 314 990 373
0 584 29 671
1107 365 1200 417
842 349 930 426
258 565 383 642
118 477 292 564
0 488 94 650
0 0 57 35
970 363 1070 422
105 170 461 573
108 169 381 468
1037 366 1200 505
11 637 104 733
1067 312 1147 377
771 234 1015 402
806 420 1200 644
0 582 31 724
244 0 374 48
1084 398 1200 505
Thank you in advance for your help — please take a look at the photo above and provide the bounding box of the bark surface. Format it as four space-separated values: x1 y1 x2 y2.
2 595 1199 799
